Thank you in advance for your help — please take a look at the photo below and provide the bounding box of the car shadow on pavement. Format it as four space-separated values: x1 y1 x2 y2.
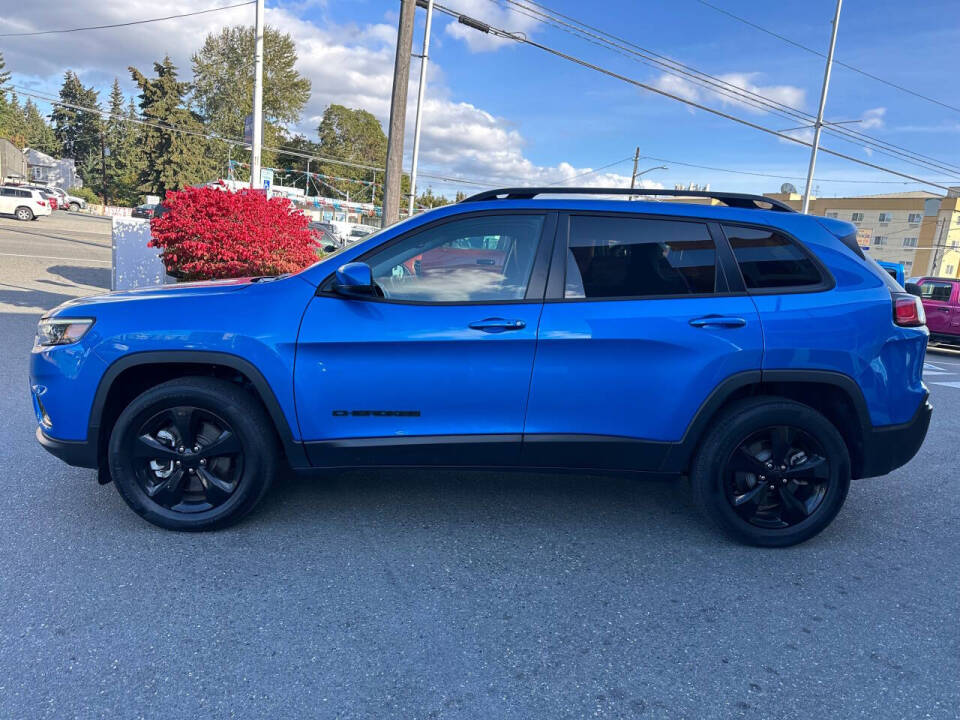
0 283 83 312
255 467 706 541
48 264 111 289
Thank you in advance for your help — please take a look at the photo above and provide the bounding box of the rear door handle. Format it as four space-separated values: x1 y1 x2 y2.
469 318 527 333
689 315 747 328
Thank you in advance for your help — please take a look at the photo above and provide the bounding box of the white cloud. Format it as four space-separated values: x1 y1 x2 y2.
3 1 635 195
439 0 541 52
860 107 886 129
654 71 806 115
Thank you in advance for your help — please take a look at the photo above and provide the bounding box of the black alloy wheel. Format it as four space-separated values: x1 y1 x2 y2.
690 397 851 547
724 425 831 529
108 377 277 531
132 406 243 513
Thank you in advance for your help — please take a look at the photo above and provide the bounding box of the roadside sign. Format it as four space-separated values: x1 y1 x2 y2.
260 168 274 199
857 227 872 249
243 114 254 144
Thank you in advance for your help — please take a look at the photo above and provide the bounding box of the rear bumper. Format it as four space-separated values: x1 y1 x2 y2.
36 426 97 468
859 395 932 478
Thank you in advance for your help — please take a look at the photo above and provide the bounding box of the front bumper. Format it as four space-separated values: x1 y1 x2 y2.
36 426 98 468
859 395 932 478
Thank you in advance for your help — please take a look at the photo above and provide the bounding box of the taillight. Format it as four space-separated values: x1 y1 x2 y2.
893 293 925 327
37 200 46 207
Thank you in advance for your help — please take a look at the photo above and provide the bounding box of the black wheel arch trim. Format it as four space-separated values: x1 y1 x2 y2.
87 350 308 469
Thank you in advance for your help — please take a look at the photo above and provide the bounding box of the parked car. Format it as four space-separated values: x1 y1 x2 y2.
132 203 168 219
50 187 86 212
910 277 960 347
0 185 53 220
877 260 904 287
308 221 341 251
31 188 931 546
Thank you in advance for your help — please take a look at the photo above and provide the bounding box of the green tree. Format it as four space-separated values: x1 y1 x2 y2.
0 51 13 138
22 99 60 155
51 71 102 175
130 56 215 196
415 187 451 209
191 25 311 173
314 104 406 203
275 131 319 193
1 92 28 148
102 79 141 204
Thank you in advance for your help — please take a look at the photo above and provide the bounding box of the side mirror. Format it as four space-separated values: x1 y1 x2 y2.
333 262 375 297
905 282 921 298
322 244 338 254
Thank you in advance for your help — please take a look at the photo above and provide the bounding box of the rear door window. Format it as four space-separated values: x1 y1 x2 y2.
564 215 716 299
723 225 824 290
919 281 954 302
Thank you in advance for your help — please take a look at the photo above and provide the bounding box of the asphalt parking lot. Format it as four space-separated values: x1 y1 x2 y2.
1 213 958 719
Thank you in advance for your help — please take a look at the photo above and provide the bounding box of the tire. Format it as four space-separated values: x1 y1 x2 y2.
690 397 851 547
69 202 80 212
15 206 33 221
108 377 278 531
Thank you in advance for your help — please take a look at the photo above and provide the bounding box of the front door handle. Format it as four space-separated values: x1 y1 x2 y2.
469 318 527 333
689 315 747 328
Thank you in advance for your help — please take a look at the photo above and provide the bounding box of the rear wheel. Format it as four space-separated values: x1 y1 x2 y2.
108 377 277 530
69 202 80 212
15 206 33 221
690 397 851 547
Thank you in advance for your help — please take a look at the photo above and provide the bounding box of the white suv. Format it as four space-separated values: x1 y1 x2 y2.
0 185 53 220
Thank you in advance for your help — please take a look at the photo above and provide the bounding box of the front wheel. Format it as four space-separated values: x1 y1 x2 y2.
690 397 851 547
108 377 278 530
69 202 80 212
15 206 33 221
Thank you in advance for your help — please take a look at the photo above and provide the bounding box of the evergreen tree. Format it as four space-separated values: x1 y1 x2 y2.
0 51 12 138
51 71 102 164
22 99 60 155
102 79 141 203
130 56 215 196
2 92 28 147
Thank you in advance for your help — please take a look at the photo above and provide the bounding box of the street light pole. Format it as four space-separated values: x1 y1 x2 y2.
801 0 842 214
408 0 434 218
629 147 640 190
250 0 265 189
629 163 667 199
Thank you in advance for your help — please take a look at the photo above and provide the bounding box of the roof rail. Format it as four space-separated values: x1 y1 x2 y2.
460 187 797 213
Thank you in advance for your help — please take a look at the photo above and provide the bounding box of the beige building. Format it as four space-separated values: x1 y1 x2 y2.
763 189 960 279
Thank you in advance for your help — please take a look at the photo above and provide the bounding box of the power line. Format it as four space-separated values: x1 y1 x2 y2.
0 2 255 37
433 2 955 191
545 156 634 185
497 0 960 179
11 85 528 190
692 0 960 116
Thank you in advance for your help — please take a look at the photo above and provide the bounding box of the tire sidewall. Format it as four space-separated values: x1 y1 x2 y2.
108 380 274 530
693 400 851 547
16 207 33 221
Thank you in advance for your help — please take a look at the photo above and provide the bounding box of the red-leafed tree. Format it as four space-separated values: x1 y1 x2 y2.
149 185 319 280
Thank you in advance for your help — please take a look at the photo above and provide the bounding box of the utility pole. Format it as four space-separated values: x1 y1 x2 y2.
802 0 842 214
408 0 435 217
250 0 265 189
629 147 640 190
381 0 416 227
305 158 311 195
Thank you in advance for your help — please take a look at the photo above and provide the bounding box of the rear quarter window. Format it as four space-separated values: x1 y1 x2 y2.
723 225 825 290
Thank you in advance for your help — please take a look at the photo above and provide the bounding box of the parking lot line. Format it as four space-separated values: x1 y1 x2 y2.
0 252 111 265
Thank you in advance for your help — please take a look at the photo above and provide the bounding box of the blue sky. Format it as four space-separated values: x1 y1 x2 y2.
3 0 959 197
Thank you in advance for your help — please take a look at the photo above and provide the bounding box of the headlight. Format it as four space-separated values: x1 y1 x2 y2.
36 317 95 346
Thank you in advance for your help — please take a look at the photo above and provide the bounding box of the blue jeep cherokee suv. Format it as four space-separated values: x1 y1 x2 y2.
30 188 932 546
